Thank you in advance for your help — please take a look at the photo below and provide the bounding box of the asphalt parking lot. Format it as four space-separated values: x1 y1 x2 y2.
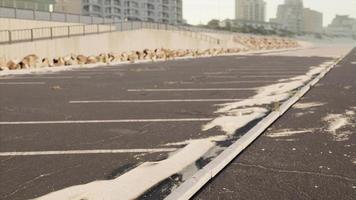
0 53 334 200
194 48 356 200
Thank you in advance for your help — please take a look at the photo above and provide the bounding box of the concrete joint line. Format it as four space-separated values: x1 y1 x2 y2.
164 53 349 200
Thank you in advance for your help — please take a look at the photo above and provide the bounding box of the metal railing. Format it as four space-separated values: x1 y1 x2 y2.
0 6 117 24
0 21 220 45
0 6 231 34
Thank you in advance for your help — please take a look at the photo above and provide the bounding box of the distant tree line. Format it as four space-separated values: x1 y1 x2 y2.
201 19 296 37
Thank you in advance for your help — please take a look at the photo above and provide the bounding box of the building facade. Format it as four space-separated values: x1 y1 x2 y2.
272 0 304 33
0 0 56 12
326 15 356 37
54 0 82 14
271 0 324 34
235 0 266 22
59 0 183 24
302 8 323 33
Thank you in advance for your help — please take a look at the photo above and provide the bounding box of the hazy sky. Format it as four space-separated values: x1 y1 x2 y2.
183 0 356 26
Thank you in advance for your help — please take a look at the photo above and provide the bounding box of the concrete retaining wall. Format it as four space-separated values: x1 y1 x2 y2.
0 29 231 60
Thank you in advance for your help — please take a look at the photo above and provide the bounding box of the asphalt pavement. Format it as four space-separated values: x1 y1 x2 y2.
194 48 356 200
0 53 335 200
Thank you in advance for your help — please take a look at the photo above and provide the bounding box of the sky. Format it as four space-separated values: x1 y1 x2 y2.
183 0 356 27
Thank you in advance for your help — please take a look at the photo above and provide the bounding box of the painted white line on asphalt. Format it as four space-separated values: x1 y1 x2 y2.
206 76 237 79
203 72 228 75
236 72 303 74
241 75 295 78
0 148 178 156
0 76 91 80
229 69 307 71
69 99 242 104
128 88 256 92
178 81 275 85
0 118 213 125
204 80 275 84
72 72 107 75
0 82 45 85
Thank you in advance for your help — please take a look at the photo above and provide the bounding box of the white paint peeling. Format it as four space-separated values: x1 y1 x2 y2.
322 110 355 141
162 135 228 147
323 114 348 132
293 102 325 109
266 129 314 138
203 108 267 135
344 85 352 90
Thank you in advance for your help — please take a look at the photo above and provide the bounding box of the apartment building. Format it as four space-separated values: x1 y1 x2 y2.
0 0 55 12
326 15 356 37
303 8 323 33
271 0 323 34
235 0 266 22
54 0 183 24
271 0 304 33
54 0 82 14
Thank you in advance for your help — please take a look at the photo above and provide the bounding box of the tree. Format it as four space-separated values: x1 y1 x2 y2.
207 19 220 29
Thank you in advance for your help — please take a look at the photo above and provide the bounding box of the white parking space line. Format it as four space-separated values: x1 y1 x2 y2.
204 80 276 84
203 72 229 75
206 75 237 79
127 88 256 92
241 75 296 78
0 82 45 85
69 99 242 104
0 76 91 80
177 80 275 85
235 72 303 74
0 118 213 125
71 72 107 75
229 69 307 71
0 148 178 156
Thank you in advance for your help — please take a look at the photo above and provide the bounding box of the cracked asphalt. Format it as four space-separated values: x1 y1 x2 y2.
194 48 356 200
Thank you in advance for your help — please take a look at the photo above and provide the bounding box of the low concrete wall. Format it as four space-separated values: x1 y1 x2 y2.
0 18 80 30
205 33 245 49
0 29 231 60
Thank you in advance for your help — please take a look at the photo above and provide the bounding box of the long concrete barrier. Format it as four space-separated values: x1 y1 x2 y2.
0 29 225 60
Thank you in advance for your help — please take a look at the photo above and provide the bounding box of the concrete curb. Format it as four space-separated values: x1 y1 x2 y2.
164 53 348 200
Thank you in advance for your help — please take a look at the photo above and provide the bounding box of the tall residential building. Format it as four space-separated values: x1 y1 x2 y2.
235 0 266 22
326 15 356 37
272 0 304 33
54 0 183 24
0 0 56 12
54 0 82 14
302 8 323 33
